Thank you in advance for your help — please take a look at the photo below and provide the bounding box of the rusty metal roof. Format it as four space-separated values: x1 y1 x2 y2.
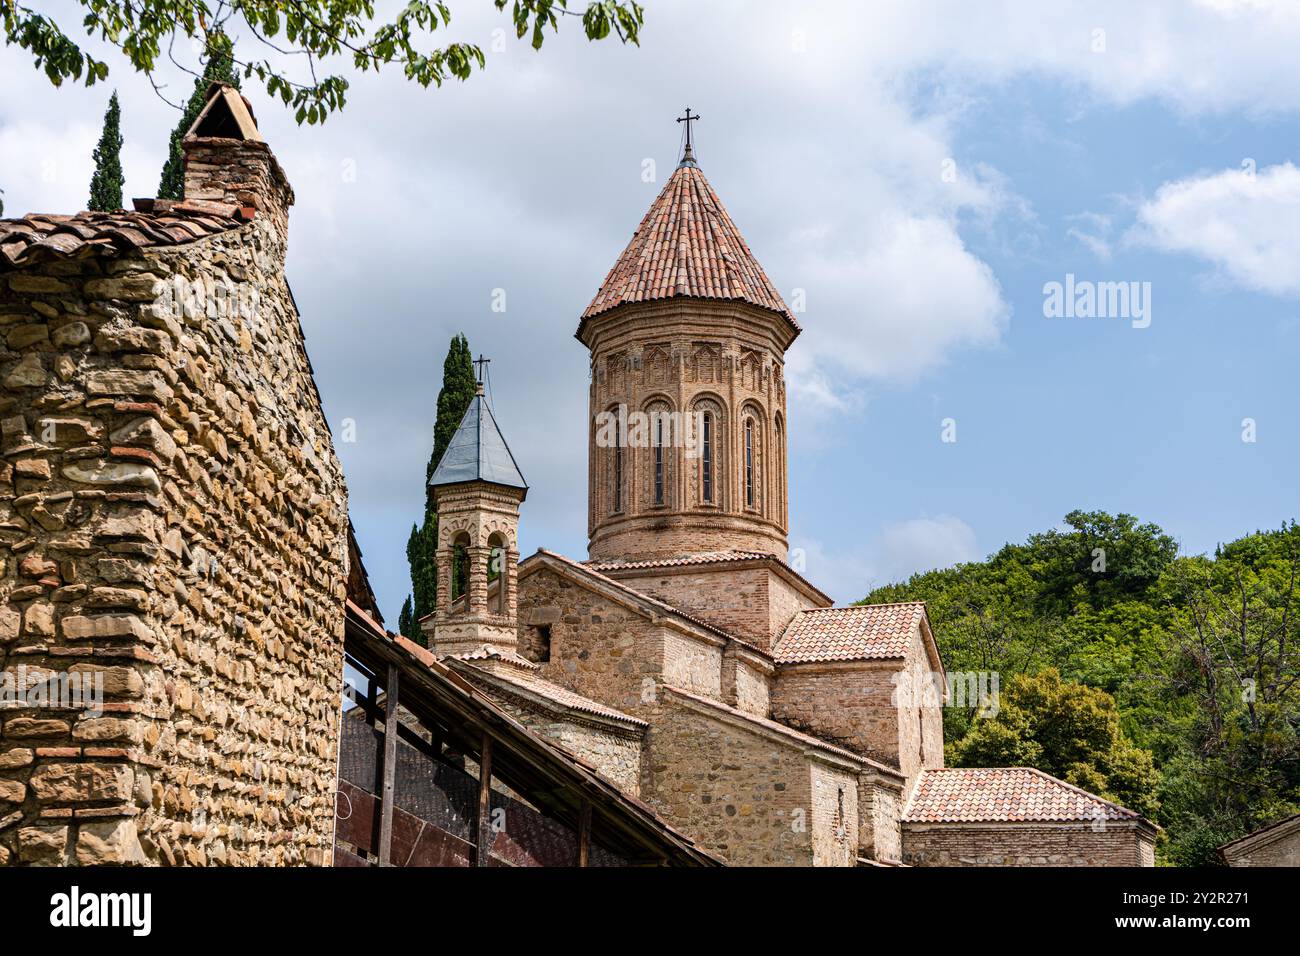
428 391 528 492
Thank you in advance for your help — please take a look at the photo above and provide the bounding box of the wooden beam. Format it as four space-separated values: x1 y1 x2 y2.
578 799 592 867
476 731 493 867
377 663 400 866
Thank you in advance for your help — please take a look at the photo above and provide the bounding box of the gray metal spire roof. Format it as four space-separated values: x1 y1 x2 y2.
428 388 528 493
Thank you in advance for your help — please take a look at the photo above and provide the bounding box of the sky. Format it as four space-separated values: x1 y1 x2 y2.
1 0 1296 613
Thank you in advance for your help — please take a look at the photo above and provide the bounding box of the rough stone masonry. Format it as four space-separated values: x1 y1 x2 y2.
0 85 348 866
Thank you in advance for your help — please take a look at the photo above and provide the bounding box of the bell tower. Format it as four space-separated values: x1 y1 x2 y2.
578 112 800 563
424 370 528 658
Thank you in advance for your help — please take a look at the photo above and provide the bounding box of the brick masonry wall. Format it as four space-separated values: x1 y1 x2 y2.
1223 827 1300 866
0 212 347 866
903 822 1157 866
605 562 824 652
772 632 943 786
583 300 792 562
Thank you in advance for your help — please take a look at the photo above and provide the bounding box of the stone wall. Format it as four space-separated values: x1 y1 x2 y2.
604 560 825 651
902 822 1157 866
1221 822 1300 866
456 672 643 796
645 693 813 865
772 632 943 785
0 195 347 863
859 775 904 862
810 762 858 867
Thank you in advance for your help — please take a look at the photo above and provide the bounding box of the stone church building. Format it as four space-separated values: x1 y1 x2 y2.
0 84 1155 866
419 138 1159 866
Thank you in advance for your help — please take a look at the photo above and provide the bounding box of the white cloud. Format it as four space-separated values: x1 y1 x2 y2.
6 0 1300 613
1130 163 1300 296
793 515 979 603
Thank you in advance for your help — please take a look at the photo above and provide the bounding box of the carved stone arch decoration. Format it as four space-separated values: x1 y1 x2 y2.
739 350 763 392
689 392 727 508
606 350 627 395
690 343 722 384
643 345 672 386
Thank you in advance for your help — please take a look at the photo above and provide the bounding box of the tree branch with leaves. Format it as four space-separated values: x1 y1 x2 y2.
2 0 644 124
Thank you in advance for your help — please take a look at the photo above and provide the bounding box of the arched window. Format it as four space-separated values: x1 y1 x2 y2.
450 532 470 605
701 411 714 504
653 413 665 506
744 418 755 508
487 532 506 615
774 414 785 520
612 442 623 513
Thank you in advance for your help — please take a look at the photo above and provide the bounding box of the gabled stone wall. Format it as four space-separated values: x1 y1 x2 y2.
0 210 347 865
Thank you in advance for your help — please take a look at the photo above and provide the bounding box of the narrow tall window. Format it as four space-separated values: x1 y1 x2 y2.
613 443 623 513
701 412 713 503
744 419 754 507
654 415 664 506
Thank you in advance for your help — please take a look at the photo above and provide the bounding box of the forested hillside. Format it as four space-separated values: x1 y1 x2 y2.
863 511 1300 865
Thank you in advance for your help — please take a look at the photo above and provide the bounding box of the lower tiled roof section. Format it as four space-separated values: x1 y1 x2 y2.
903 767 1143 824
451 655 647 729
588 550 773 572
0 201 250 269
774 603 924 664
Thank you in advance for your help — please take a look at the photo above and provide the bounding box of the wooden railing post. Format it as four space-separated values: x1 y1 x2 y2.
377 663 400 866
578 799 592 867
476 732 493 867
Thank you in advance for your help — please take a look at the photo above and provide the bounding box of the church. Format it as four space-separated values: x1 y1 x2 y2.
418 125 1159 867
0 83 1155 867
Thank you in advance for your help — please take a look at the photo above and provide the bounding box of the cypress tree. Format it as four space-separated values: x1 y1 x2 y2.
158 32 241 200
397 596 415 641
88 92 124 212
406 334 477 643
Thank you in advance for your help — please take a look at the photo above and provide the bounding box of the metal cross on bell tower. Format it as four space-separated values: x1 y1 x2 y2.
474 354 490 395
677 107 700 168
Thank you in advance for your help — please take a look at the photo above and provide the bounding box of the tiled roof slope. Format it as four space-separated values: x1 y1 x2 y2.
773 603 925 664
582 163 797 327
454 658 648 728
588 549 772 572
903 768 1143 824
0 201 250 270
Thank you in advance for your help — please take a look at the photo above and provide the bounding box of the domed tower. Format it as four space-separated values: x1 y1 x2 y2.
425 376 528 658
578 116 800 563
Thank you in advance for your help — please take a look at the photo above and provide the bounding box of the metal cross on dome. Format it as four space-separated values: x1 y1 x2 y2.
676 107 700 150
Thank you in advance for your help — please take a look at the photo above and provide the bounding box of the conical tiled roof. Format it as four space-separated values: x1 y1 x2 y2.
428 390 527 492
581 163 798 329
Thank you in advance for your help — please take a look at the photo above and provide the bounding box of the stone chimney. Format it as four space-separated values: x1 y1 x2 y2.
181 83 294 241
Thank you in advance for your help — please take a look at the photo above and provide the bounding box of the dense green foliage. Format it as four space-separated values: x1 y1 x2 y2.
401 334 477 644
864 511 1300 865
157 32 241 200
88 91 124 211
953 668 1160 818
3 1 643 124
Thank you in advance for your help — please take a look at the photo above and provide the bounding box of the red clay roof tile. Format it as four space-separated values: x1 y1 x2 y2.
903 767 1143 824
774 603 925 664
582 163 797 328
